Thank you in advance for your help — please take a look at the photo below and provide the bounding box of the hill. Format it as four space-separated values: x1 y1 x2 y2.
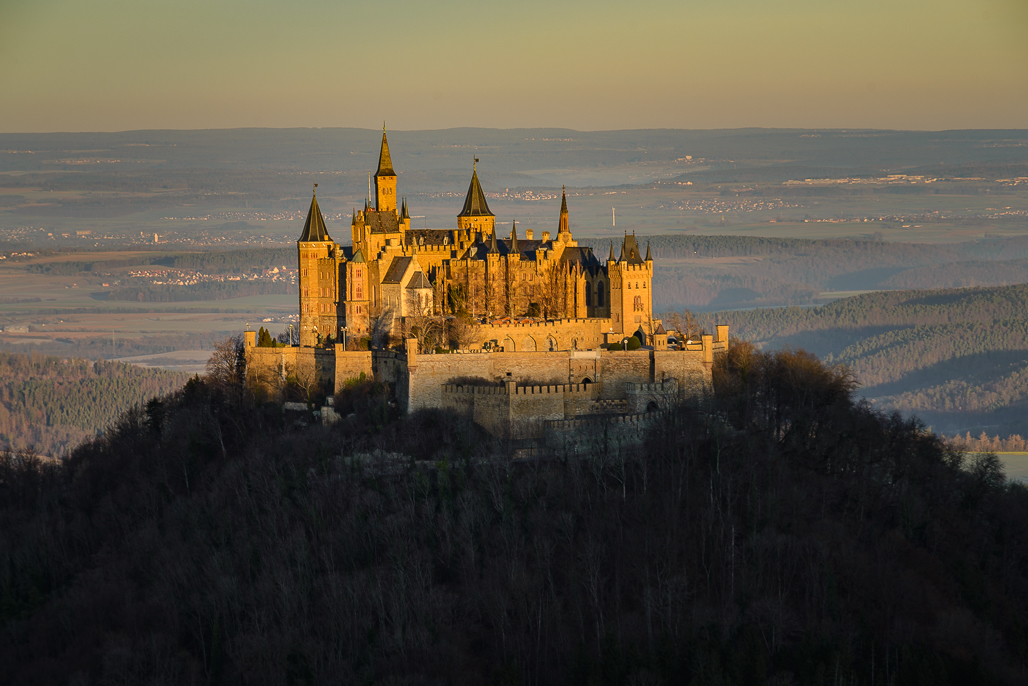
0 351 190 455
698 284 1028 436
2 346 1027 684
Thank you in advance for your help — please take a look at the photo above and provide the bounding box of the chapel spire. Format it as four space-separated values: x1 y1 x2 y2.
558 185 570 238
374 126 398 213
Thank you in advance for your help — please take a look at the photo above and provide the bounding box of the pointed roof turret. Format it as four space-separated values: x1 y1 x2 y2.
509 220 519 254
458 158 494 218
608 242 615 262
645 242 652 261
299 185 331 242
558 185 570 236
487 228 500 254
400 197 410 220
375 127 396 178
619 232 644 265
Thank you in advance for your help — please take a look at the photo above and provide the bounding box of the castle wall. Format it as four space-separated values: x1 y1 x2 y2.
332 349 374 387
476 318 610 352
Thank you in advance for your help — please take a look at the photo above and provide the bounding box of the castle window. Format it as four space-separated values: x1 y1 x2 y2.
598 283 605 307
585 285 592 307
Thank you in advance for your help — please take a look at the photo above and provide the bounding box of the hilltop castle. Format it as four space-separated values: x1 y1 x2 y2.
246 130 728 443
297 129 656 351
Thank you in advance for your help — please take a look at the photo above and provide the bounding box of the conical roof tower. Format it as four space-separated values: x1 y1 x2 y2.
458 159 494 218
299 185 331 242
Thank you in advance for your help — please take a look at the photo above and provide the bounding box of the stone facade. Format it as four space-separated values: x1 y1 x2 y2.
242 131 731 442
294 131 656 347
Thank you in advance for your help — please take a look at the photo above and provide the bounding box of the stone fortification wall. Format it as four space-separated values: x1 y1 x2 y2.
441 381 595 439
476 318 611 352
246 332 399 397
544 413 656 452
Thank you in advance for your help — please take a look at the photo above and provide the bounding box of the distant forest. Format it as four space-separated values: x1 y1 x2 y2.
646 235 1028 310
698 284 1028 437
0 352 189 455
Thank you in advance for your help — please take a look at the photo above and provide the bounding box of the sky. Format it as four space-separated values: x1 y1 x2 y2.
1 0 1026 133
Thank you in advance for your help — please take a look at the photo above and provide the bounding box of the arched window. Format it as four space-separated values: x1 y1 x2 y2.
585 284 592 307
597 282 605 307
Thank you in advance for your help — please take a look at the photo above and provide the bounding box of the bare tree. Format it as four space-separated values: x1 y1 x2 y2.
402 291 443 353
449 312 481 350
206 335 244 387
661 308 700 342
538 264 568 320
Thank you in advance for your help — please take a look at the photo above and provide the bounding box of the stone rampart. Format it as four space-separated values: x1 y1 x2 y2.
478 318 611 352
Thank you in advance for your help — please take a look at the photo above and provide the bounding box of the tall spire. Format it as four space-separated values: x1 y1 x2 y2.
608 242 615 263
376 128 395 178
489 227 499 254
558 185 570 236
645 242 652 261
458 160 494 218
509 220 518 254
298 188 331 242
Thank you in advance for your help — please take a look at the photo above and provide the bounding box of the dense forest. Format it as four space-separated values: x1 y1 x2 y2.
697 284 1028 437
0 352 189 455
1 332 227 360
2 342 1027 684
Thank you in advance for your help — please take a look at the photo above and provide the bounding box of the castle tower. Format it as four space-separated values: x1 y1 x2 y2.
457 159 495 235
375 127 398 214
608 232 653 335
343 249 370 336
297 186 341 347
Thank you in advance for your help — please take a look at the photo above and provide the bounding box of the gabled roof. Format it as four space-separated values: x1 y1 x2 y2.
299 191 331 242
654 322 667 334
406 229 452 247
619 233 645 265
350 248 366 264
376 130 395 177
458 165 494 217
382 256 414 284
406 272 431 290
560 246 602 271
363 210 401 235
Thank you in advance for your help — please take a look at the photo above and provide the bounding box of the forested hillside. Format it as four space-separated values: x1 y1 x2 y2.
647 235 1028 310
0 352 189 455
698 284 1028 436
2 345 1027 684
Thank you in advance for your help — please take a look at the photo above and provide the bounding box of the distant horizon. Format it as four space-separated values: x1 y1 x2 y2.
2 0 1025 132
4 125 1028 136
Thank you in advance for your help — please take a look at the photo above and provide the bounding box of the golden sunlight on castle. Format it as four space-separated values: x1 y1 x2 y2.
298 129 658 350
246 130 729 445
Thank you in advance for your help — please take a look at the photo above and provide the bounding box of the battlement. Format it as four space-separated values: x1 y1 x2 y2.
544 412 652 432
442 382 594 396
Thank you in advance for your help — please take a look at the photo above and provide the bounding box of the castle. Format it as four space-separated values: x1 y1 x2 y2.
246 130 728 442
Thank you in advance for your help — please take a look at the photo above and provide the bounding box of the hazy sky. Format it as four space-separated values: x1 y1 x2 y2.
2 0 1026 132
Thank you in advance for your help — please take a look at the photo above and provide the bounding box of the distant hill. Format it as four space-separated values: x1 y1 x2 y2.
0 351 189 455
699 283 1028 436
